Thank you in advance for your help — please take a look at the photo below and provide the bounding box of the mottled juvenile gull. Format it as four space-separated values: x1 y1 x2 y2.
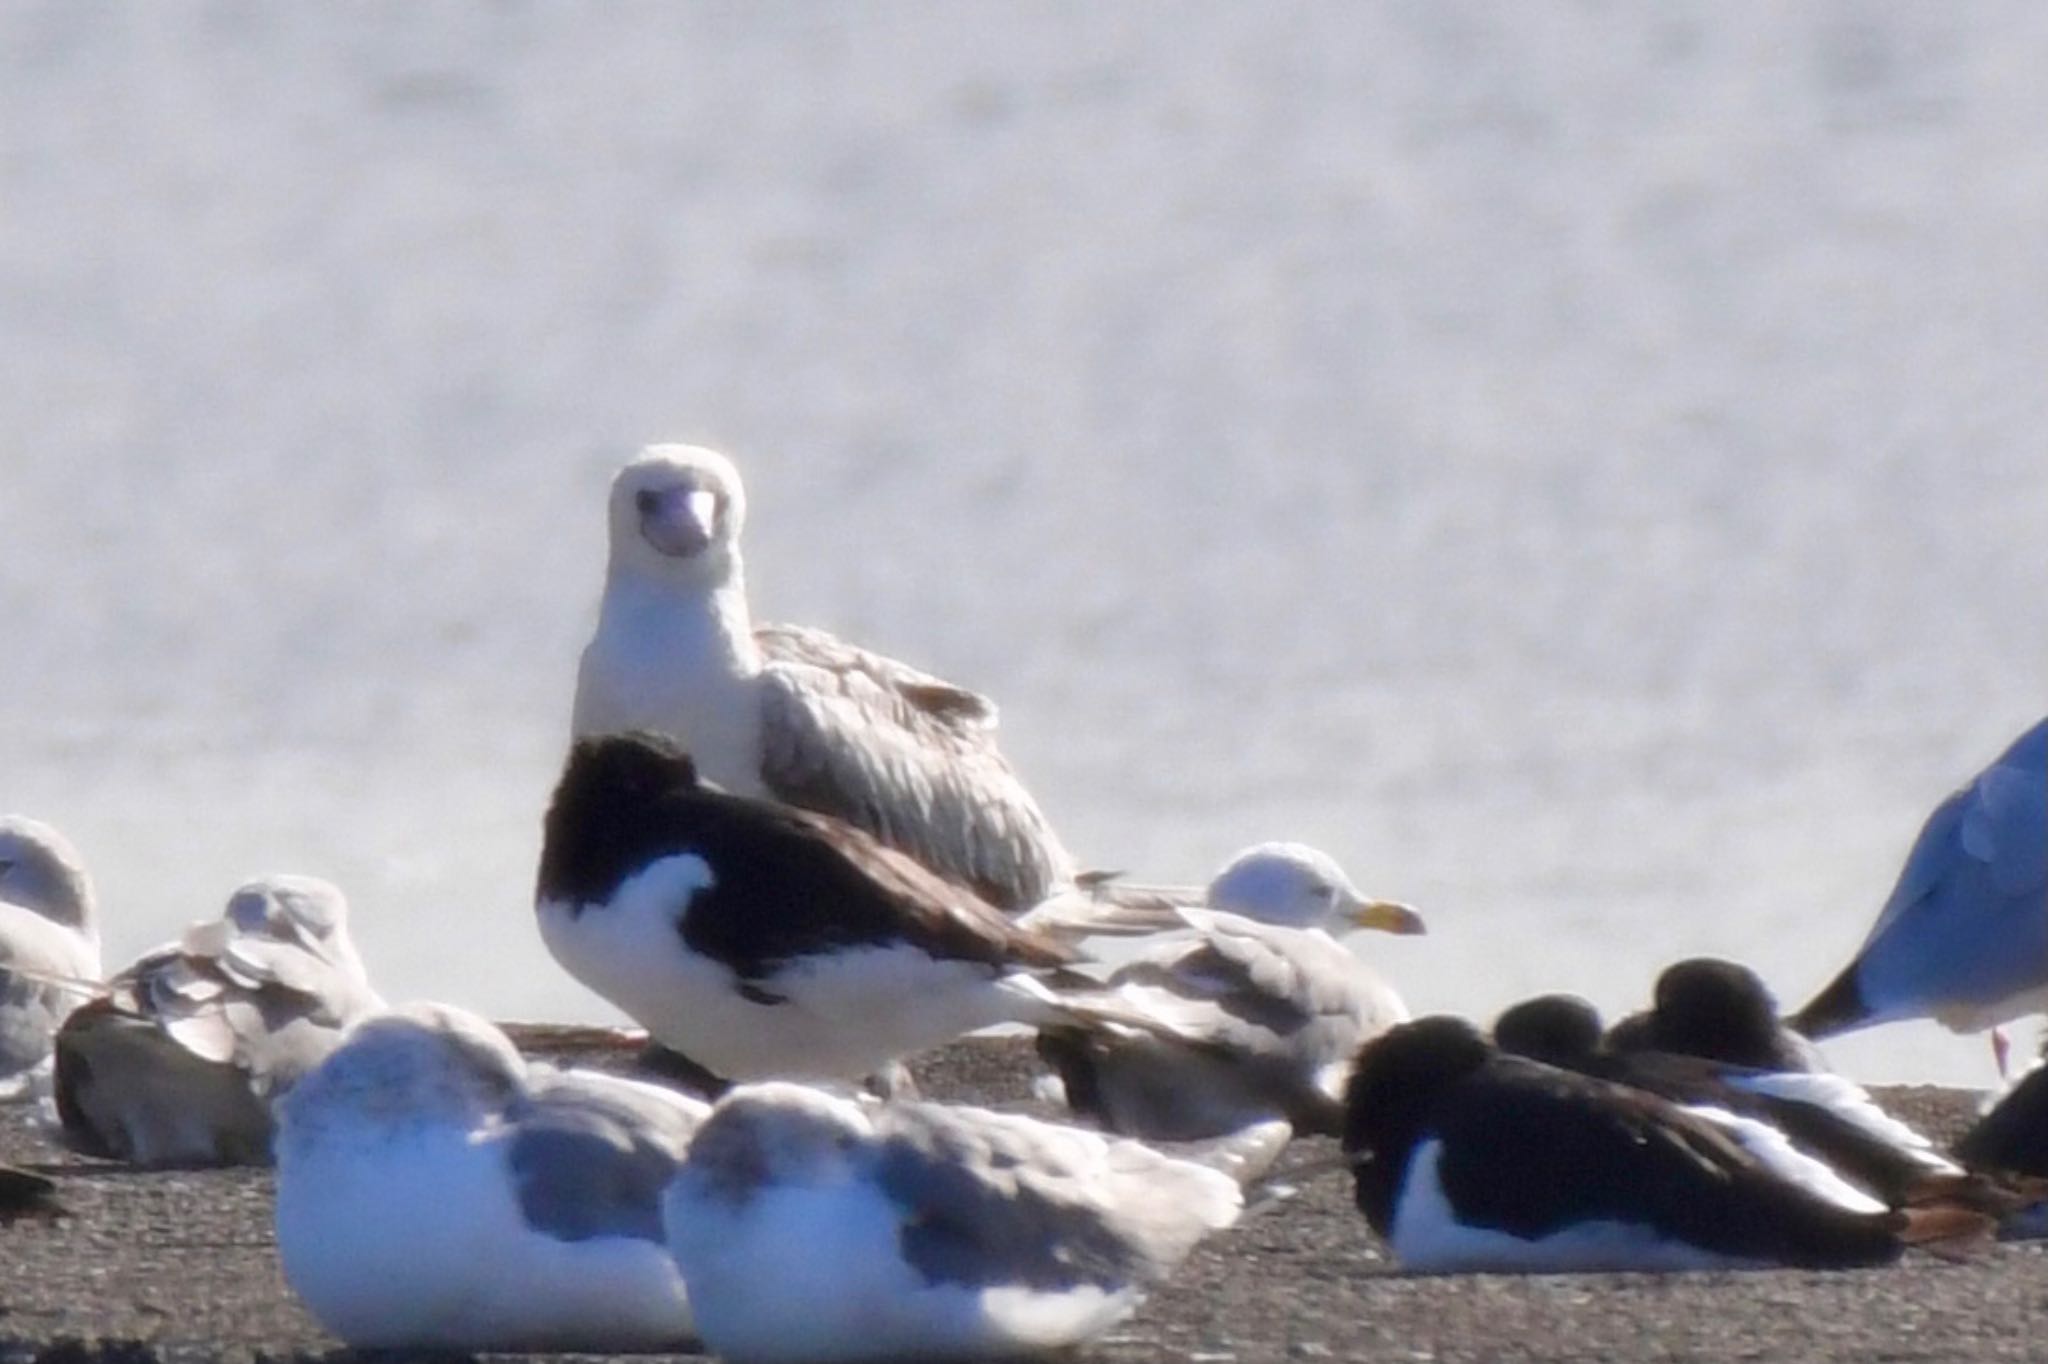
1495 993 1972 1210
1037 841 1423 1140
1793 718 2048 1063
1342 1016 1982 1273
664 1080 1243 1362
54 874 383 1165
537 733 1169 1086
572 444 1073 910
0 816 101 1098
276 1002 704 1350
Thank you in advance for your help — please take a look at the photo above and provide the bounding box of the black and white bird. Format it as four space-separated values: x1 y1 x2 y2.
1604 958 1827 1072
537 733 1170 1086
1792 718 2048 1071
275 1003 704 1351
1494 993 1969 1210
572 444 1072 910
55 874 384 1165
1342 1016 1979 1273
0 816 101 1098
663 1080 1246 1362
1036 842 1423 1140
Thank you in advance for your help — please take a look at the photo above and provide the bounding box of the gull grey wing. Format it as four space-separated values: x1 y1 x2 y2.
870 1103 1238 1292
755 632 1072 910
506 1074 705 1244
757 623 997 726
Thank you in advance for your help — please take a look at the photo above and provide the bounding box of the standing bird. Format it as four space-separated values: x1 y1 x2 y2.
276 1003 704 1351
0 816 101 1097
1791 718 2048 1070
1342 1016 1977 1273
573 444 1072 910
537 733 1167 1087
1036 842 1424 1140
55 875 383 1165
664 1080 1245 1362
1605 958 1827 1072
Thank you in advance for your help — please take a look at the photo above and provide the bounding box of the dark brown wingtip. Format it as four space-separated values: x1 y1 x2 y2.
1788 965 1869 1040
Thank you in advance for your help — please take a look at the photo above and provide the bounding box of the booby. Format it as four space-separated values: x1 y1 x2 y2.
663 1080 1244 1362
0 816 101 1097
1036 842 1424 1140
573 444 1072 910
54 874 383 1165
275 1002 704 1351
1342 1016 1980 1273
1792 718 2048 1054
536 733 1168 1086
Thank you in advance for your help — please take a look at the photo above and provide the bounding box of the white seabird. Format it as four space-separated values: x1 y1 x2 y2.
1792 717 2048 1060
276 1002 704 1351
572 443 1073 910
1036 841 1424 1140
664 1080 1244 1362
538 733 1178 1086
54 874 384 1165
0 816 101 1098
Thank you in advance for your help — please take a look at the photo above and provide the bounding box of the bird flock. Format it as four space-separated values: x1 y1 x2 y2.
0 442 2042 1361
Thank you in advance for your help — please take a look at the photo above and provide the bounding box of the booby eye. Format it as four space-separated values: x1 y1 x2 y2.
635 489 661 516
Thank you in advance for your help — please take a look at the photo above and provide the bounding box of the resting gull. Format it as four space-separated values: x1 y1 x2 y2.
1342 1016 1983 1273
664 1080 1245 1362
538 733 1173 1086
1792 718 2048 1066
0 816 101 1097
572 444 1073 910
1036 841 1424 1139
54 874 383 1165
275 1002 704 1350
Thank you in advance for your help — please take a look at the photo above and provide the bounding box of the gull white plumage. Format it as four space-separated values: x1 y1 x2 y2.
537 733 1161 1086
1793 717 2048 1063
664 1080 1243 1362
572 443 1073 910
1036 842 1424 1139
276 1002 704 1351
0 816 101 1098
54 874 383 1165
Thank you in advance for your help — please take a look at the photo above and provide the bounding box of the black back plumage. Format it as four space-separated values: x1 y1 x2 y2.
1956 1063 2048 1177
1345 1016 1913 1269
1493 994 1964 1210
1608 958 1823 1072
539 734 1075 986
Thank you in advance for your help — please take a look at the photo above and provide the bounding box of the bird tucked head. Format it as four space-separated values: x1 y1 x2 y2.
607 444 748 587
1649 957 1787 1065
1492 993 1604 1069
1343 1015 1491 1155
282 1003 527 1137
0 815 97 936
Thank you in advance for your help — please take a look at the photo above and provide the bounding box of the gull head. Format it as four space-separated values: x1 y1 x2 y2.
608 444 748 585
222 874 374 988
686 1082 871 1201
284 1002 526 1133
1206 842 1424 936
0 815 97 936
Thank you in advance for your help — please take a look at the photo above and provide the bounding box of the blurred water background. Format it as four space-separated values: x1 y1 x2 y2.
1 3 2042 1084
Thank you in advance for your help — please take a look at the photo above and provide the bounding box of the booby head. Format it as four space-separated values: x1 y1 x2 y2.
1206 842 1425 936
607 444 749 586
0 815 97 937
1492 993 1603 1068
284 1003 526 1133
